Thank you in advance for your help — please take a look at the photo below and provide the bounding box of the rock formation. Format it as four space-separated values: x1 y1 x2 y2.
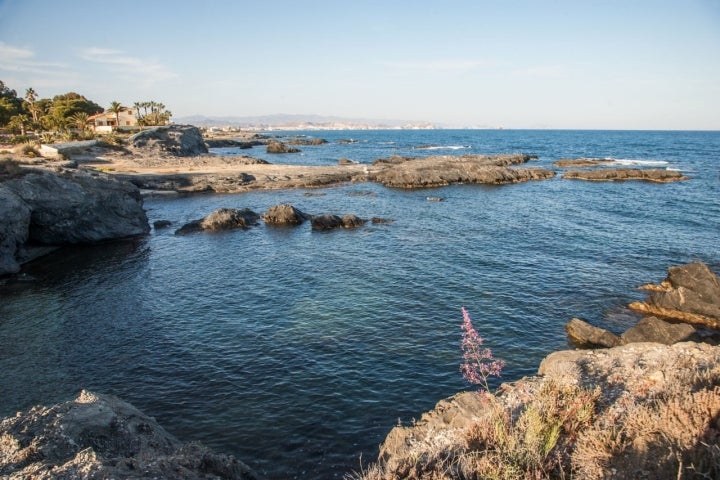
553 158 614 168
128 124 209 156
372 341 720 480
567 262 719 347
562 168 688 182
0 167 150 276
262 204 308 226
0 390 261 479
175 208 260 234
311 214 367 231
368 154 555 188
630 261 720 328
286 137 328 146
266 141 300 154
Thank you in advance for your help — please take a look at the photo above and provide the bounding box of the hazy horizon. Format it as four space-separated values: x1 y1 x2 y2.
1 0 719 130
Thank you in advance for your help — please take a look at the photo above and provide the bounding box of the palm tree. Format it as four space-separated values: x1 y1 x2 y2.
108 101 123 129
71 112 89 132
24 88 39 123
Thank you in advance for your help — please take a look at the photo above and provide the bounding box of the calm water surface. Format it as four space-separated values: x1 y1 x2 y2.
1 130 719 479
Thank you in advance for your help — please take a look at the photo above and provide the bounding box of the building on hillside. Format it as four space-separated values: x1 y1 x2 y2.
88 108 137 133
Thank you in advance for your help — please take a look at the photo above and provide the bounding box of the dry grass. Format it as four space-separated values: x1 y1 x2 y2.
353 366 720 480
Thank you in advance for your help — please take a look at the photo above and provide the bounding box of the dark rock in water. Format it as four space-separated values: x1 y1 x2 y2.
565 318 622 348
311 214 344 231
266 141 300 154
263 204 308 226
630 261 720 328
0 390 261 479
1 169 149 275
369 154 554 188
129 124 208 156
286 137 328 146
311 214 366 231
204 138 265 149
426 196 444 202
562 168 688 182
338 158 358 165
176 208 260 234
371 217 394 224
153 220 173 229
620 316 697 345
341 214 366 228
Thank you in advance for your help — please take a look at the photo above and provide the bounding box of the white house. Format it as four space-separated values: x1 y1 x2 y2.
88 108 137 133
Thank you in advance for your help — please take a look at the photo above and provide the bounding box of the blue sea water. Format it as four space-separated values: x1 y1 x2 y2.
1 129 719 479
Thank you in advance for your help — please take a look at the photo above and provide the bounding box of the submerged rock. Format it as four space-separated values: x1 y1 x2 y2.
176 208 260 234
0 390 261 479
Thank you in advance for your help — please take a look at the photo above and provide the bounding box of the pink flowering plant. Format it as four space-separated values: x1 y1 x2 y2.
460 307 506 393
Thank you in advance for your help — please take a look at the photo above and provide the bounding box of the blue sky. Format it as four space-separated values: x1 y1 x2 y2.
1 0 718 129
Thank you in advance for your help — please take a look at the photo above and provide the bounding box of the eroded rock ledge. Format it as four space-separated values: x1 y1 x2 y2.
0 166 150 276
0 390 262 480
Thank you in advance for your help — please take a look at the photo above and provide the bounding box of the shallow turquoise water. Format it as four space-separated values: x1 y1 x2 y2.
1 130 719 478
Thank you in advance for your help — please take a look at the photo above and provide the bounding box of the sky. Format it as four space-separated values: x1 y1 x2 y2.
0 0 719 129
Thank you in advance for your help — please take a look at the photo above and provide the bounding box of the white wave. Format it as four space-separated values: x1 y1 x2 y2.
415 145 471 150
609 158 669 167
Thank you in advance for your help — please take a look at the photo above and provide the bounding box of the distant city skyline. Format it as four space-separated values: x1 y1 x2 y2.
1 0 718 130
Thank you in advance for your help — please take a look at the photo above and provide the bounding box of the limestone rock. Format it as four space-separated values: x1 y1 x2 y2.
0 390 261 479
175 208 260 234
565 317 622 348
128 124 208 156
262 204 308 226
553 158 614 168
266 141 300 154
629 261 720 328
562 168 688 182
2 169 149 247
620 316 697 345
368 154 555 188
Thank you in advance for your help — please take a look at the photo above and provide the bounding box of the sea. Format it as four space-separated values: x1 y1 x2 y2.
1 129 719 479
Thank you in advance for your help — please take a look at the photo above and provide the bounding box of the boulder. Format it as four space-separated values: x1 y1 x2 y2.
0 187 31 275
2 169 149 248
128 124 208 156
175 208 260 234
562 168 688 182
565 317 622 348
629 262 720 328
310 214 366 231
620 316 697 345
266 141 300 154
153 220 172 229
0 390 261 479
262 204 308 226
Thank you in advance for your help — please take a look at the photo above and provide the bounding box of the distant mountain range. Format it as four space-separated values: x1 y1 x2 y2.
174 113 439 130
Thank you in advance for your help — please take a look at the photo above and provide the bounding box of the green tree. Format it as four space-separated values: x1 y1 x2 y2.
7 114 30 135
0 80 22 127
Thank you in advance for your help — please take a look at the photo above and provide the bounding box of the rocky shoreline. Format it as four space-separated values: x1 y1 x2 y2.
2 262 718 479
1 126 712 478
